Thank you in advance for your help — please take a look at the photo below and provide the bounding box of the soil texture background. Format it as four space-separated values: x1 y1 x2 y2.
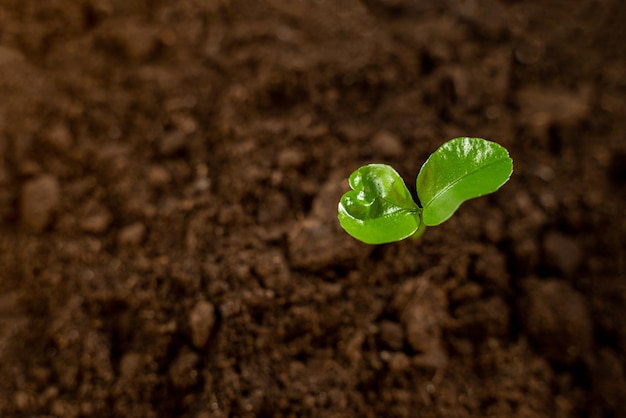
0 0 625 417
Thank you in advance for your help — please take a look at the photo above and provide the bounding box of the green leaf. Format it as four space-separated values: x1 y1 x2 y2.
416 137 513 226
338 164 421 244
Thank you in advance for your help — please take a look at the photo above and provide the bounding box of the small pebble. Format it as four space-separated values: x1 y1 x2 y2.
378 320 404 350
371 130 404 157
189 300 216 348
169 351 200 389
159 132 188 156
277 149 304 169
148 165 171 187
80 202 113 234
119 352 143 379
45 123 73 150
118 222 146 246
20 175 60 232
387 352 411 372
13 391 30 410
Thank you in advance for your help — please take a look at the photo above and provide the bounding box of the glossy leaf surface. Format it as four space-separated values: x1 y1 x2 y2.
416 137 513 226
338 164 421 244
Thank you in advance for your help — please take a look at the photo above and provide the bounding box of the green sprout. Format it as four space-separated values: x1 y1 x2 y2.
338 137 513 244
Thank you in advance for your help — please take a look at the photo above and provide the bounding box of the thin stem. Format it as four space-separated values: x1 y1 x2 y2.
409 214 427 240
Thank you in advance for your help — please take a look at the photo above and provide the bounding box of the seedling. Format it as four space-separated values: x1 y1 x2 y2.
338 137 513 244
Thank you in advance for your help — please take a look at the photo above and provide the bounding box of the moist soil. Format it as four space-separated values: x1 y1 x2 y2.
0 1 625 417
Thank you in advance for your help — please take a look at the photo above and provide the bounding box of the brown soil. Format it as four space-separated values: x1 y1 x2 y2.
1 1 625 417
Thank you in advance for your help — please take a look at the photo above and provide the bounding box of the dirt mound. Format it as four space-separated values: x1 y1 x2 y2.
0 0 625 417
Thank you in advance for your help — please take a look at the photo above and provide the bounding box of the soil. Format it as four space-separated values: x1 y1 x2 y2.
0 0 625 417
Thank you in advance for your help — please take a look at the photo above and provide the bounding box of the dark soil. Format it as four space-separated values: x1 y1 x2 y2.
1 1 625 417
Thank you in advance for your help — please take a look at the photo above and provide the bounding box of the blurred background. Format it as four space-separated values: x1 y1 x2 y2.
0 0 624 417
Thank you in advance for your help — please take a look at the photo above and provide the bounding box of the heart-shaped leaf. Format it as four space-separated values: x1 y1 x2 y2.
338 164 421 244
417 137 513 226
